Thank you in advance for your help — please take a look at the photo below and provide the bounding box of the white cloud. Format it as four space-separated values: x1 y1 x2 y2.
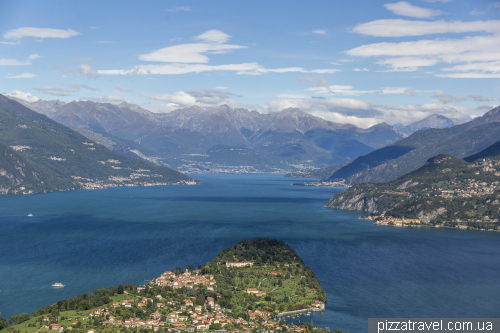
78 64 99 78
432 91 467 103
0 58 26 66
99 62 340 76
346 33 500 77
166 6 192 12
7 73 38 79
353 68 370 71
28 53 40 60
470 9 486 15
0 41 21 45
138 43 246 63
384 1 444 18
68 83 99 91
277 94 309 99
139 89 241 108
140 91 197 105
116 85 133 93
3 27 81 40
79 95 132 104
34 86 72 96
346 34 500 57
306 85 410 96
195 30 230 43
376 57 438 71
312 30 327 35
441 61 500 73
468 94 500 102
436 72 500 78
6 90 39 102
405 89 418 97
141 102 180 113
57 64 100 78
351 19 500 37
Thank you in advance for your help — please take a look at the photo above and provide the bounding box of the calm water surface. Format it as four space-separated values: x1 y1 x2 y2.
1 174 500 332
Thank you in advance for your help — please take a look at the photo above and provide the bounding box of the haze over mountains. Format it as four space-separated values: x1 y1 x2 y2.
394 114 464 136
10 97 408 173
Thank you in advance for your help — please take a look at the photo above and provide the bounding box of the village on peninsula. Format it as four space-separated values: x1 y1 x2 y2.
1 239 335 333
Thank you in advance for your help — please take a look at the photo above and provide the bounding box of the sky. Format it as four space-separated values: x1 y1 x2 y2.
0 0 499 128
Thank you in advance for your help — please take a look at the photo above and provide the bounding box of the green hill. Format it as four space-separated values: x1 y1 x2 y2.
211 238 305 266
0 238 330 333
0 94 197 194
325 153 500 230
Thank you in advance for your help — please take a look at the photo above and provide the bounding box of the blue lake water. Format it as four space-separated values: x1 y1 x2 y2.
1 174 500 332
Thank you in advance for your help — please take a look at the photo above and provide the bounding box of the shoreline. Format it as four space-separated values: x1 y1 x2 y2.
277 308 325 318
360 217 500 232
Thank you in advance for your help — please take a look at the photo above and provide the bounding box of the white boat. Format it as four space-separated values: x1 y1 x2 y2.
51 283 65 288
28 214 33 217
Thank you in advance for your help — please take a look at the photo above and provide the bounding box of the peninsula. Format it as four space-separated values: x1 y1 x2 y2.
1 238 339 333
324 154 500 231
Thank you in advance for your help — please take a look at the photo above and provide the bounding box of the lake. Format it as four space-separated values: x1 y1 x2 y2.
1 174 500 332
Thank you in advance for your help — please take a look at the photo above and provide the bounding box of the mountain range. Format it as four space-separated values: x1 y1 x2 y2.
0 94 196 194
287 106 500 184
9 97 406 173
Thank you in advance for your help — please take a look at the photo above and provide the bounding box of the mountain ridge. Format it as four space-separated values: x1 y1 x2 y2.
318 105 500 184
0 94 197 194
13 98 405 172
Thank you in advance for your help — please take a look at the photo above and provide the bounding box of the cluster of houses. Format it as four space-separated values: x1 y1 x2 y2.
153 269 217 290
368 215 422 226
48 295 318 333
37 267 327 333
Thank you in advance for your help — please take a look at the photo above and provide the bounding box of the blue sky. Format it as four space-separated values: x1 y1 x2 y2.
0 0 499 127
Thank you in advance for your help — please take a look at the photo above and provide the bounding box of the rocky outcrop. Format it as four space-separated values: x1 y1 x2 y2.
324 187 379 213
418 207 447 222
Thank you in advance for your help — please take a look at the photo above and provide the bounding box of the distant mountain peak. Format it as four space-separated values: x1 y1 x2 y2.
396 113 464 135
369 122 390 128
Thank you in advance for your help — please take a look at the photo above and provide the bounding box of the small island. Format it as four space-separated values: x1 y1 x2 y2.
1 238 346 333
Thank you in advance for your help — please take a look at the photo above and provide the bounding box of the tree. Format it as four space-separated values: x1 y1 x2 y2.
210 323 222 330
117 285 124 294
